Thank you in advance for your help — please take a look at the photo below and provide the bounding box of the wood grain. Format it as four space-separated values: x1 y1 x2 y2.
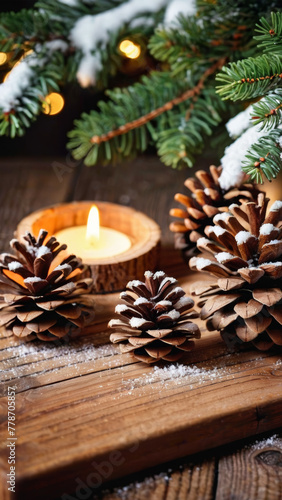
0 157 282 500
216 437 282 500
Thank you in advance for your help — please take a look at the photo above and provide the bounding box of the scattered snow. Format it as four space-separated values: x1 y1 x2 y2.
2 340 118 383
115 304 130 313
123 363 235 393
164 0 196 26
219 124 265 190
249 434 282 451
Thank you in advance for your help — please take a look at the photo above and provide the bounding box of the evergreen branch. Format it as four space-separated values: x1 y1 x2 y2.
0 52 65 137
254 12 282 54
216 54 282 101
242 129 281 183
251 89 282 130
89 59 226 145
156 89 225 168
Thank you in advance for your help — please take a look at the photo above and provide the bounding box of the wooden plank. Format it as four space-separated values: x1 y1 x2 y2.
0 303 281 499
216 435 282 500
0 159 72 252
1 156 282 500
91 459 216 500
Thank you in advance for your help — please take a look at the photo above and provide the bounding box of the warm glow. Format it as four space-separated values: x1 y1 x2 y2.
0 52 7 65
119 39 141 59
86 205 100 245
3 71 11 82
42 92 65 115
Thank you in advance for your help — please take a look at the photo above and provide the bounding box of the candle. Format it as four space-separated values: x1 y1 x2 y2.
54 205 131 260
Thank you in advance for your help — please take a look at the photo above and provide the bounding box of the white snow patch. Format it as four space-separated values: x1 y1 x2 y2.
219 124 265 190
235 231 252 244
195 258 212 270
70 0 170 87
24 276 44 283
270 200 282 212
212 226 226 237
0 61 34 112
8 262 22 271
164 0 196 26
130 317 148 328
226 106 252 138
259 223 276 236
216 252 234 263
213 212 230 223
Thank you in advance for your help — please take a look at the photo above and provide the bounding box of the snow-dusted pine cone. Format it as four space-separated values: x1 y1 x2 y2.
190 195 282 351
109 270 200 363
170 165 261 260
0 230 94 341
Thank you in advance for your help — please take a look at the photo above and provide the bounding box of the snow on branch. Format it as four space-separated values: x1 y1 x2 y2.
0 62 34 113
70 0 171 87
164 0 196 26
219 124 265 190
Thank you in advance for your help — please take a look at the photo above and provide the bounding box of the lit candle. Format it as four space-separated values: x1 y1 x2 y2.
54 205 131 261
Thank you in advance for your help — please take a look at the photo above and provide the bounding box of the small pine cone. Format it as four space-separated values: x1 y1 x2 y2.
170 165 262 260
109 270 200 363
0 230 94 341
190 195 282 351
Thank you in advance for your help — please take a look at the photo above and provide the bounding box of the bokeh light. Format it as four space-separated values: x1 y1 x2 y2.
119 40 141 59
42 92 65 115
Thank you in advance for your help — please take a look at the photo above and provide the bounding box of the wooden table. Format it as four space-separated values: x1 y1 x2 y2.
0 157 282 500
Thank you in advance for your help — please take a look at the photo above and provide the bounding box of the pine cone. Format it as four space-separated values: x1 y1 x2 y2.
170 165 261 260
190 195 282 351
0 230 94 341
109 270 200 363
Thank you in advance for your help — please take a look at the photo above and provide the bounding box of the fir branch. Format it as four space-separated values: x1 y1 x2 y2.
251 89 282 130
156 89 225 168
216 54 282 101
242 129 282 183
254 11 282 54
89 59 226 145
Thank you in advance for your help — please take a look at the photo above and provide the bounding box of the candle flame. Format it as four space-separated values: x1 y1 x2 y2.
86 205 100 245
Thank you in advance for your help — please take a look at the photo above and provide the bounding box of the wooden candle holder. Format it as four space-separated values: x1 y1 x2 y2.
16 201 161 293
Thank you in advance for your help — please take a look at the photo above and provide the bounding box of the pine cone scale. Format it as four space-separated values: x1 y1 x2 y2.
110 271 200 363
191 197 282 350
0 231 94 341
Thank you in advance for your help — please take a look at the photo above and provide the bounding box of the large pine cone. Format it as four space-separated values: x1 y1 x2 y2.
190 195 282 351
0 230 94 341
109 270 200 363
170 165 261 260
